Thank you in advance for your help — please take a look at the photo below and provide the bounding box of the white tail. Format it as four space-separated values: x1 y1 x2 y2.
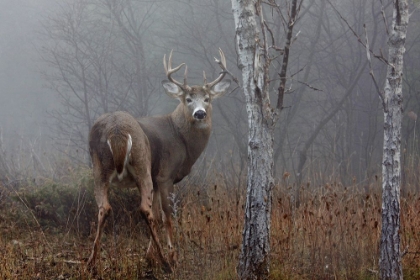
107 134 132 181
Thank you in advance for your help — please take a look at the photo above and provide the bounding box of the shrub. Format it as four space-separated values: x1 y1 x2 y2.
13 168 148 237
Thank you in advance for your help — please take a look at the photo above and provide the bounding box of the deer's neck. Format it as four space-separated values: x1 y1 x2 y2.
170 103 212 159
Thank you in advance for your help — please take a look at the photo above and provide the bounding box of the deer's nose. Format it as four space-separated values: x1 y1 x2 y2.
194 110 207 120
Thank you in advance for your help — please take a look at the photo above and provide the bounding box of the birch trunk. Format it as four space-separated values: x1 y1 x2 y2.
379 1 408 279
231 1 275 279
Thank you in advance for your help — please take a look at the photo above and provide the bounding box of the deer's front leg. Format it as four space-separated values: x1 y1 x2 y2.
146 179 177 267
146 185 161 263
158 180 177 266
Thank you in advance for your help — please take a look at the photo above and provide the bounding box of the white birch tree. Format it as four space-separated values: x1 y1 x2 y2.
230 0 302 278
326 0 409 277
378 1 409 279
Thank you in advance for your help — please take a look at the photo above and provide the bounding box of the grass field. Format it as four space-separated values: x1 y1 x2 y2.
0 169 419 279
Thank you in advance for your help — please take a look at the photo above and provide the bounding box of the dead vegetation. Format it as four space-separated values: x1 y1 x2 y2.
0 167 419 279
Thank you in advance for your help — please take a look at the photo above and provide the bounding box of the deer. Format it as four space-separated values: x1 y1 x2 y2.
86 49 231 273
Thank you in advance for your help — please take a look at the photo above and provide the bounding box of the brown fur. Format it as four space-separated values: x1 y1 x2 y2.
87 51 230 273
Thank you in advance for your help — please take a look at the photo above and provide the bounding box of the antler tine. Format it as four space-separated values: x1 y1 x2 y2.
163 50 187 89
218 48 227 69
203 70 207 84
204 48 228 89
184 65 188 88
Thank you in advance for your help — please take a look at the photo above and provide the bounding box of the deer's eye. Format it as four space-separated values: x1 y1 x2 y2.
186 98 193 103
204 98 210 103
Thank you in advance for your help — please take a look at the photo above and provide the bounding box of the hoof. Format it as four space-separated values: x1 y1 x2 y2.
145 248 173 274
86 257 95 269
85 262 98 276
145 252 159 268
161 260 173 274
169 250 178 267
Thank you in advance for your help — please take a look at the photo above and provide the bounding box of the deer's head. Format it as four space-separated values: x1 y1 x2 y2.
162 49 231 125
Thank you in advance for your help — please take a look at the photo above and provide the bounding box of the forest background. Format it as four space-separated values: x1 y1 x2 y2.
0 0 420 279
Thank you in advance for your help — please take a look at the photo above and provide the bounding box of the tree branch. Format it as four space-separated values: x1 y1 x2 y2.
276 0 300 111
364 24 386 109
327 0 389 65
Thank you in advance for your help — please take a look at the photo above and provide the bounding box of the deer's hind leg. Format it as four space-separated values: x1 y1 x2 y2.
87 154 112 268
135 170 172 273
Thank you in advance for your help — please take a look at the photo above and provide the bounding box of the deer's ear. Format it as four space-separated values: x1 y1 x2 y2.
210 79 231 99
162 80 183 99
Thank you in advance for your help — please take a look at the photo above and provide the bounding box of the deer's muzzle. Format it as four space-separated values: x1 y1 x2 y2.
193 109 207 120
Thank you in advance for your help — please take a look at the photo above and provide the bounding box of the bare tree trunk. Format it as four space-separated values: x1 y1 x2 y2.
231 0 302 278
231 1 274 279
379 1 408 279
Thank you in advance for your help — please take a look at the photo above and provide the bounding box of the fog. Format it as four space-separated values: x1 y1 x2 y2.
1 0 420 189
0 0 55 145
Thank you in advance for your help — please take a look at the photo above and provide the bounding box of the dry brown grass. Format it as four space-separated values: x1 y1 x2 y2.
0 176 419 279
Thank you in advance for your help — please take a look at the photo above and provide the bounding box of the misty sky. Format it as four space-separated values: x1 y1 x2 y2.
0 0 55 145
1 0 418 186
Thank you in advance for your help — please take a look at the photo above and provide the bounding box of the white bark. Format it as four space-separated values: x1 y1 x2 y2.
231 1 275 279
379 1 408 279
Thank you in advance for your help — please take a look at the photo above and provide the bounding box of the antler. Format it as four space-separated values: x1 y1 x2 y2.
163 50 191 91
203 48 227 89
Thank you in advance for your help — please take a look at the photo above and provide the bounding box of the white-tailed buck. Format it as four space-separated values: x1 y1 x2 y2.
87 49 230 272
